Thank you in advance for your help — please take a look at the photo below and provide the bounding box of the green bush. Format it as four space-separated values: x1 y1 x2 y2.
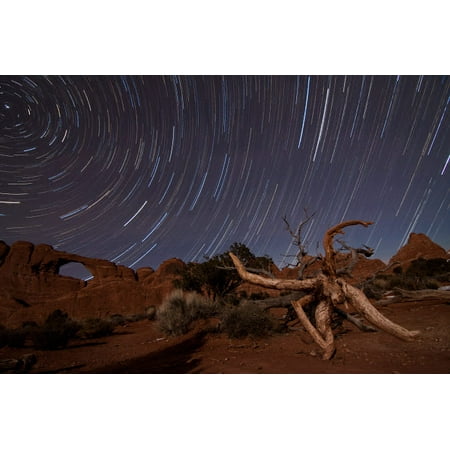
157 290 217 336
220 303 275 339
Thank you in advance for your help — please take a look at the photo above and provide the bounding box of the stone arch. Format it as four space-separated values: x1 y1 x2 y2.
58 261 94 281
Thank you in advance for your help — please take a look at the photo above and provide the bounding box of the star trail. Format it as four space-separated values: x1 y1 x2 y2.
0 75 449 271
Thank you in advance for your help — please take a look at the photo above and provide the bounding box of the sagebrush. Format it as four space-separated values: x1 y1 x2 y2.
157 290 218 336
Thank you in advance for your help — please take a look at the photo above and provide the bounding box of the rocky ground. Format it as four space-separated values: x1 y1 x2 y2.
1 298 448 374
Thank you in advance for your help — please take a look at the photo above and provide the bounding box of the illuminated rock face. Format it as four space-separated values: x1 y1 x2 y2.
388 233 447 269
0 241 184 327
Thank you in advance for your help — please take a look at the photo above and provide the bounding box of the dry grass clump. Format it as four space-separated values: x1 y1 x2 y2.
157 290 217 336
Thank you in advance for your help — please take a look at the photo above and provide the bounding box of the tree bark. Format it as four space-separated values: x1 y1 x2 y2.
291 296 335 360
245 292 307 309
340 279 420 341
322 220 373 277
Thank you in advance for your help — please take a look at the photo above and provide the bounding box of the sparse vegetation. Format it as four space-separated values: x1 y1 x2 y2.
157 289 278 339
362 258 449 299
406 258 450 282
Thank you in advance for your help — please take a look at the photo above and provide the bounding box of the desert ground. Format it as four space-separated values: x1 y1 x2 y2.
1 298 448 374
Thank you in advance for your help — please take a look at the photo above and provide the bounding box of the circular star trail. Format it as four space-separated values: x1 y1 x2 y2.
0 75 449 269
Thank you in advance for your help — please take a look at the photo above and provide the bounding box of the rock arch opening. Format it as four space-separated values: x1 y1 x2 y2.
58 262 94 281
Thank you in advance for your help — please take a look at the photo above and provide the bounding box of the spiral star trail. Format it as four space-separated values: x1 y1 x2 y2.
0 75 449 271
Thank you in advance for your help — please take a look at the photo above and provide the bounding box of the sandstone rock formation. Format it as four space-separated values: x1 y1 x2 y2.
0 241 184 327
388 233 448 270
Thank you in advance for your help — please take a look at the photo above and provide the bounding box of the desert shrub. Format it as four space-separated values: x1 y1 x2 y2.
31 310 80 350
145 306 157 320
175 242 273 301
436 273 450 283
0 326 27 348
406 258 450 278
362 284 383 300
0 324 6 348
77 318 116 339
124 313 148 322
425 280 440 289
363 260 445 296
157 290 217 336
220 303 276 339
109 314 127 326
5 329 27 348
385 275 439 291
158 296 191 336
249 292 266 300
220 294 240 306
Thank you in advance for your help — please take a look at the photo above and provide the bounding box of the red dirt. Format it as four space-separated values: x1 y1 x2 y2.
1 299 448 374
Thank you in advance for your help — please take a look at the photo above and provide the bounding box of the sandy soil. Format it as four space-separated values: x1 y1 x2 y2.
1 300 449 374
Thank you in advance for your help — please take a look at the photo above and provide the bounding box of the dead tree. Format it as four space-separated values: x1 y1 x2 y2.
230 220 420 360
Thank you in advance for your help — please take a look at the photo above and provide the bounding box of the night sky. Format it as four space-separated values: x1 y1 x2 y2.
1 75 449 271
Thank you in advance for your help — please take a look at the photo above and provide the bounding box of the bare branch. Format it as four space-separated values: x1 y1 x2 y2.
282 211 318 279
216 264 275 279
229 252 319 291
334 308 377 332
